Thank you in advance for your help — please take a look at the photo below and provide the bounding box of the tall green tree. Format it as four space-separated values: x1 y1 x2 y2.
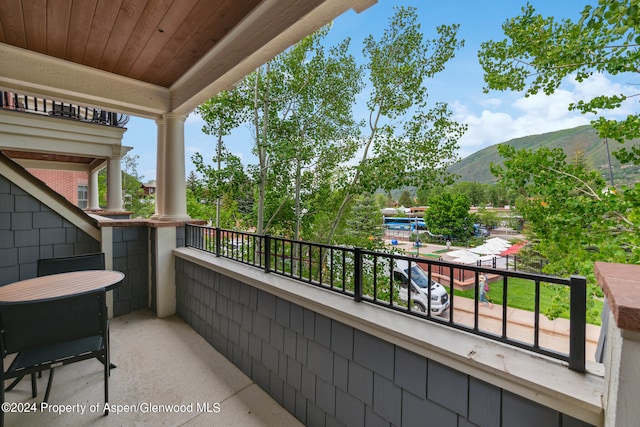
190 150 251 227
479 0 640 273
423 192 474 240
397 190 413 207
491 144 638 271
269 27 361 239
238 27 362 236
490 144 637 322
338 194 386 250
478 1 640 164
327 6 467 244
119 154 155 218
451 181 487 207
196 90 249 227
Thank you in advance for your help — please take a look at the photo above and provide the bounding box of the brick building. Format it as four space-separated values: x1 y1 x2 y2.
27 169 89 208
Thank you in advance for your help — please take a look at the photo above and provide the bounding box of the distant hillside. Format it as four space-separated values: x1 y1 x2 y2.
449 125 640 186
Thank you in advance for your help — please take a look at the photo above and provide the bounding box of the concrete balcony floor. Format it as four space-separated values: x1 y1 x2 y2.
3 310 302 426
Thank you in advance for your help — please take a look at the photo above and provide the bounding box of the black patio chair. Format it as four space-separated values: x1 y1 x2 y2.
0 289 110 426
4 253 109 394
37 252 105 277
36 253 114 368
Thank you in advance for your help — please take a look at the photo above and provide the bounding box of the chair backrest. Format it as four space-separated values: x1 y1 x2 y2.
37 253 105 277
0 289 107 357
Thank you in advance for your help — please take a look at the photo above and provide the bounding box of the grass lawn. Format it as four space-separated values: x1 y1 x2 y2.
407 251 441 259
448 277 603 325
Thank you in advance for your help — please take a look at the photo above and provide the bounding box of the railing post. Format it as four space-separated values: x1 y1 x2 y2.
215 227 221 257
353 247 362 302
264 234 271 273
185 224 191 247
569 275 587 372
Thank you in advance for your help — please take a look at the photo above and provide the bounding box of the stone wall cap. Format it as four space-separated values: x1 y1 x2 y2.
595 261 640 333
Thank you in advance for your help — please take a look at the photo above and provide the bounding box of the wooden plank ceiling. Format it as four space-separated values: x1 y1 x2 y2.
0 0 262 88
0 0 376 168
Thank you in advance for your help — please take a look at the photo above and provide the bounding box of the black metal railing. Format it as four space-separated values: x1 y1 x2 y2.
0 91 129 127
185 224 587 372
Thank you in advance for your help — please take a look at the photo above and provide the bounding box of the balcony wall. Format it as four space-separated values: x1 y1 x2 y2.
174 247 603 427
0 173 148 316
111 224 150 315
0 174 100 283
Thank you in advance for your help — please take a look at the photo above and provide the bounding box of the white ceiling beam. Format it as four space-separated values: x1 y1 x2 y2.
170 0 378 115
0 44 170 119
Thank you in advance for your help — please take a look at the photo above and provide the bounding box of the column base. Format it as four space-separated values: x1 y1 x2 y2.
154 213 192 222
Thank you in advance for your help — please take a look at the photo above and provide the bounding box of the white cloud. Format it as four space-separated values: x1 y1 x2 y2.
451 73 635 159
476 97 503 109
185 111 205 126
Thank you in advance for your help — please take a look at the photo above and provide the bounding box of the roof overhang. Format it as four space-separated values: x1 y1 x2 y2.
0 0 377 119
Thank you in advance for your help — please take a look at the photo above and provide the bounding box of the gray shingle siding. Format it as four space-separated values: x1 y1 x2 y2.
111 224 148 316
0 176 100 284
175 259 596 427
0 175 147 316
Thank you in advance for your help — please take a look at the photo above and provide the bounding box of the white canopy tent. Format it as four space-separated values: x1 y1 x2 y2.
448 249 483 265
469 238 512 255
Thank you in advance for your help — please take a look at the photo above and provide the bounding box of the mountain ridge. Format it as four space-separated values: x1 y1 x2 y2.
449 125 640 185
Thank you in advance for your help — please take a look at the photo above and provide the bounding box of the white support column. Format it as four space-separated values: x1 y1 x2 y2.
88 168 100 210
155 226 177 317
151 117 166 219
157 113 189 221
106 148 123 211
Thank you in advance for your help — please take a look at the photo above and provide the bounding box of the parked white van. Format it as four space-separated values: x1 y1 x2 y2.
393 259 449 316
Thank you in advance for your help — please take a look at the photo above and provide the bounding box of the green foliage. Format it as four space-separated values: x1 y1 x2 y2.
196 6 466 245
302 184 349 243
231 26 363 236
195 89 251 227
336 194 386 250
327 6 466 243
97 169 107 207
397 190 413 207
112 154 155 219
491 143 639 323
450 181 487 207
479 2 640 322
374 193 387 210
423 192 474 239
479 1 640 164
186 188 216 222
476 207 500 229
189 149 252 227
197 89 249 139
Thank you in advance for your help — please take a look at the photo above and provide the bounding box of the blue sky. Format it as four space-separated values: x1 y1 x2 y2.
123 0 634 182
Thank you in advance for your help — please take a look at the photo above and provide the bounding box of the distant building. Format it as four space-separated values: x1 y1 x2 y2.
141 182 156 197
27 169 89 208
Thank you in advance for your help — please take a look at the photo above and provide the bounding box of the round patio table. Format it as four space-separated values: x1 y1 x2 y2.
0 270 124 302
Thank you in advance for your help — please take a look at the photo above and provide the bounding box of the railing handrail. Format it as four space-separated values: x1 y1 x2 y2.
0 90 129 127
184 223 587 372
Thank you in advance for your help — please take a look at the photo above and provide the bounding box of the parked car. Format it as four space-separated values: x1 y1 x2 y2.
393 260 449 316
473 224 491 237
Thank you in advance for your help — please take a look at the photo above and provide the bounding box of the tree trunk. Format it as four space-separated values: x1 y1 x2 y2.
325 108 382 244
215 127 222 228
254 64 270 234
294 159 301 241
